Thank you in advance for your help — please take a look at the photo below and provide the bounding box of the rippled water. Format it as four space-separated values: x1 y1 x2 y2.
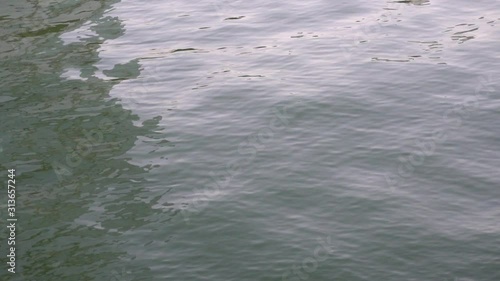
1 0 499 280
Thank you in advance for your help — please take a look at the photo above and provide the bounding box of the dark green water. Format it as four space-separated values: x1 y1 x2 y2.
1 0 499 280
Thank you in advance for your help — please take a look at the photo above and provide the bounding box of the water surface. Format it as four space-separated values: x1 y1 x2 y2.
0 0 499 280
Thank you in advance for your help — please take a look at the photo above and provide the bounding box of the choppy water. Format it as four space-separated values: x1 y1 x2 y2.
1 0 499 280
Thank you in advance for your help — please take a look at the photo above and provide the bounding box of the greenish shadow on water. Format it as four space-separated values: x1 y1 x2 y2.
0 1 174 279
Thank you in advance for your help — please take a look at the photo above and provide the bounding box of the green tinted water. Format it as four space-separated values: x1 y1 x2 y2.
1 0 499 280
